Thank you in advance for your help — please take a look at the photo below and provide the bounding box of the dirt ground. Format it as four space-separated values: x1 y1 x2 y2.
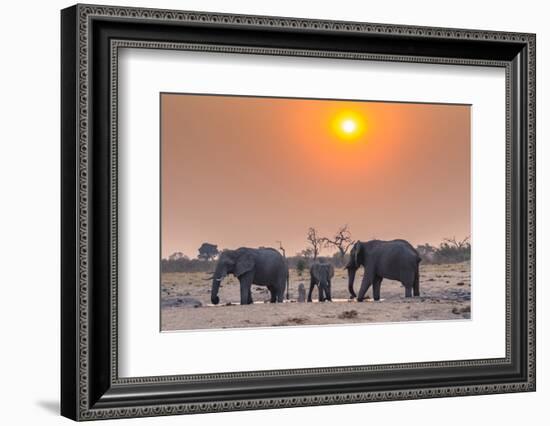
161 261 471 331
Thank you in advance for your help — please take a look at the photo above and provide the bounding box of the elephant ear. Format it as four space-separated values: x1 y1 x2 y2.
234 251 255 277
353 241 363 266
310 264 318 277
328 264 335 278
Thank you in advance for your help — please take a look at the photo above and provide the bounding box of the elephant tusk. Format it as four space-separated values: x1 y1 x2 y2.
203 274 226 282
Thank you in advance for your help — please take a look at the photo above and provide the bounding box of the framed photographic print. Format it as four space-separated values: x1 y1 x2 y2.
159 93 473 331
61 4 536 421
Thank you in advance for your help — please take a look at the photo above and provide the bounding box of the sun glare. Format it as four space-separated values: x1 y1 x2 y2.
332 111 365 141
341 119 357 134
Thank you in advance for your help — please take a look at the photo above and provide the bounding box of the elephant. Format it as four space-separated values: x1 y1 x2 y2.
210 247 289 305
308 261 334 302
346 239 421 301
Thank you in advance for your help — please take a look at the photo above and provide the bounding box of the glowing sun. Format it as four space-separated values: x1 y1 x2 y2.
341 119 357 134
331 112 365 141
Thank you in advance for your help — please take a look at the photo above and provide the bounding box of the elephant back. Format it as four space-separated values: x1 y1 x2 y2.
373 240 418 266
310 261 334 280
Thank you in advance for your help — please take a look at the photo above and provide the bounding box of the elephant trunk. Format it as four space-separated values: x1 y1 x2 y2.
347 267 357 298
211 278 221 305
211 264 225 305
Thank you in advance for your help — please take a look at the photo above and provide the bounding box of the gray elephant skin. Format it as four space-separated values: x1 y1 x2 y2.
210 247 289 305
308 261 334 302
346 240 421 301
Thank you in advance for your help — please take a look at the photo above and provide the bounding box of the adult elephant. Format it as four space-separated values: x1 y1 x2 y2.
346 240 421 301
210 247 289 305
308 261 334 302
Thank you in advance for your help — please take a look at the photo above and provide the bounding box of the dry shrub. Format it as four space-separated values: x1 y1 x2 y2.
338 310 359 319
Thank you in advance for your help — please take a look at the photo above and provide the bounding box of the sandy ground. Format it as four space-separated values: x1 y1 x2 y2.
161 261 470 331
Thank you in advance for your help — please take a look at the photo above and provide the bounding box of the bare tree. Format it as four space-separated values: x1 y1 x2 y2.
300 248 314 260
306 227 326 260
322 225 354 261
442 236 471 249
276 240 286 258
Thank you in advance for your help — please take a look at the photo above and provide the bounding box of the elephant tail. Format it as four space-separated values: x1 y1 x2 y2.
286 270 290 300
413 257 421 296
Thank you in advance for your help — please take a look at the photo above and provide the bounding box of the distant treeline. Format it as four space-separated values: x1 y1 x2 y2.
416 237 471 264
161 257 216 273
161 236 470 273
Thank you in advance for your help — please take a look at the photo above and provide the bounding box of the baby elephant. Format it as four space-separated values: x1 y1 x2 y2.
308 261 335 302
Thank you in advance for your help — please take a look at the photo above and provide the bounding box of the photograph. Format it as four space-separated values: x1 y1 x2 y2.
160 93 472 331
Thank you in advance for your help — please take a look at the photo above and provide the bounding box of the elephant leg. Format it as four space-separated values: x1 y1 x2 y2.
269 287 277 303
238 273 253 305
276 280 285 303
307 279 316 302
357 271 374 302
326 280 332 302
372 276 383 301
318 282 325 302
403 270 415 298
413 267 420 296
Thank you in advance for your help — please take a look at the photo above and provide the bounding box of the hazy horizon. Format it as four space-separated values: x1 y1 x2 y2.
161 94 470 259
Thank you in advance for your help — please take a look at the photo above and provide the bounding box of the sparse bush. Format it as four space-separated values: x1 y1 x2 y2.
416 237 470 264
435 237 470 263
300 248 314 261
296 259 306 276
286 252 344 270
168 252 186 261
331 251 349 268
161 256 216 273
416 243 437 263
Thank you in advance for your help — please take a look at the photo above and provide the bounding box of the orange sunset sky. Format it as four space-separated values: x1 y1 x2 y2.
161 94 470 259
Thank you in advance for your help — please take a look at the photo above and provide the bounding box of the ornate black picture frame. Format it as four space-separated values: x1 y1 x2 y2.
61 4 536 421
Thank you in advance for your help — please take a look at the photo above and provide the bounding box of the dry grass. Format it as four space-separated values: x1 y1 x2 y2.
161 261 471 331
